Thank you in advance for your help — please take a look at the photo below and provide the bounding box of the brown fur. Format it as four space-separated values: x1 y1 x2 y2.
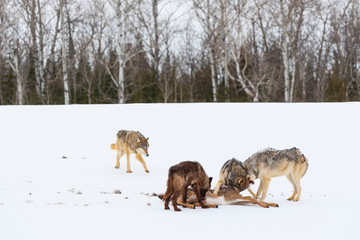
163 161 212 211
110 130 150 173
158 185 278 209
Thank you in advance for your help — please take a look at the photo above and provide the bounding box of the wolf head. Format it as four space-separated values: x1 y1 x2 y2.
228 159 254 192
233 175 254 192
135 137 149 156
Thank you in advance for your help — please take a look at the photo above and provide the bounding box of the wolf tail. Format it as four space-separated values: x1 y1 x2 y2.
162 172 174 202
301 155 309 178
110 143 116 150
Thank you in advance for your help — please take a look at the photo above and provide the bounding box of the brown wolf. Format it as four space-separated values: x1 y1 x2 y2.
244 148 309 202
110 130 149 173
163 161 212 211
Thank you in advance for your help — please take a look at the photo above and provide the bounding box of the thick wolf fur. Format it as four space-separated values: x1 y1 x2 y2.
110 130 149 173
246 147 308 201
213 158 254 195
163 161 212 211
214 148 308 202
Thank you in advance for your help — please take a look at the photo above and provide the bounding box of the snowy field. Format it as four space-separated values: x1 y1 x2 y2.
0 103 359 240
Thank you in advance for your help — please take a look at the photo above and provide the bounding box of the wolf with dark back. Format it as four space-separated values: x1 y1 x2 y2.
163 161 212 211
214 148 309 202
214 158 254 195
110 130 149 173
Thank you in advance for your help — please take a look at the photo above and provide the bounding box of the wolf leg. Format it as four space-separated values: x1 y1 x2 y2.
171 190 182 211
213 180 223 195
163 177 174 210
286 175 297 201
115 150 125 169
292 173 302 201
181 186 188 204
177 199 195 209
247 187 256 198
126 151 132 173
193 183 209 209
255 179 264 200
135 154 149 173
259 178 271 202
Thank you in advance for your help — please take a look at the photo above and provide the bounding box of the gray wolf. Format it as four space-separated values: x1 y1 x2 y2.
215 148 309 202
110 130 149 173
213 158 255 195
163 161 212 211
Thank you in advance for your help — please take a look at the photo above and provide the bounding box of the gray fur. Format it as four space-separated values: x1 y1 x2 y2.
220 158 247 188
117 130 149 152
244 147 309 178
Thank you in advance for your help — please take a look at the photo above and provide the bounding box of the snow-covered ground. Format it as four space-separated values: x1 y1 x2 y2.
0 103 359 240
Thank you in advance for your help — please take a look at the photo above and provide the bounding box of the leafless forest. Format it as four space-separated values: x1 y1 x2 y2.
0 0 359 104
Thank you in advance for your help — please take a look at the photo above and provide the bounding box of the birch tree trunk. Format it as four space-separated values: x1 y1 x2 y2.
60 0 70 105
152 0 160 82
37 0 45 102
30 0 45 103
14 41 24 105
280 0 291 102
116 0 125 104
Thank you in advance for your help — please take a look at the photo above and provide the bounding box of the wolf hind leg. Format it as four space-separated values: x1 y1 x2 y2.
115 150 125 169
286 174 297 201
292 173 302 202
135 154 149 173
163 177 174 210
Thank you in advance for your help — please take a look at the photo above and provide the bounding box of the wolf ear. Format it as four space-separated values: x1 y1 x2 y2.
146 137 149 141
209 177 213 185
236 177 245 185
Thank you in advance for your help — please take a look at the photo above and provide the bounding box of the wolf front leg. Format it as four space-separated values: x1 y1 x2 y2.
135 154 149 173
193 183 209 209
247 187 256 198
255 179 264 200
126 151 132 173
259 178 271 202
213 179 223 195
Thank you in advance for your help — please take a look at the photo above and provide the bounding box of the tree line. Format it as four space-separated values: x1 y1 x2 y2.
0 0 359 105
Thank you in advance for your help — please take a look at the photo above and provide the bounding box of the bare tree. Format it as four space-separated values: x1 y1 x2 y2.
192 0 220 102
60 0 69 104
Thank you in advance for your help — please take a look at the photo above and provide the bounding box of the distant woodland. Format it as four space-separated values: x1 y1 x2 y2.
0 0 359 104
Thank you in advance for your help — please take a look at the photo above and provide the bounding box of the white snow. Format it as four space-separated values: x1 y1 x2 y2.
0 103 359 240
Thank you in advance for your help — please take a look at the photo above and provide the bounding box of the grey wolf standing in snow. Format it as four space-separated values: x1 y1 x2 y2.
110 130 149 173
163 161 212 211
214 148 309 202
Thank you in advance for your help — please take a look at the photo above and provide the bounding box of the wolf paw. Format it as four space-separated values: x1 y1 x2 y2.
145 170 149 173
127 170 133 173
115 165 120 169
287 197 294 201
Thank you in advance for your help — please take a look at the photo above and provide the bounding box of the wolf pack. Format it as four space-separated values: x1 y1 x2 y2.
111 130 309 211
